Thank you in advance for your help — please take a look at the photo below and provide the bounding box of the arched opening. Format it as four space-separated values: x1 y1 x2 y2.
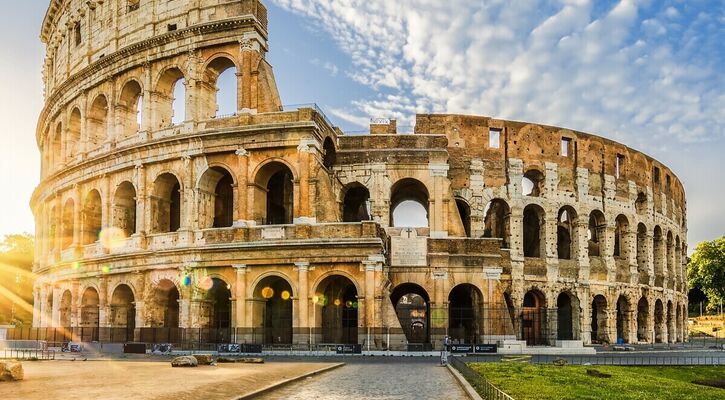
591 295 608 343
118 80 143 137
156 68 186 127
113 182 137 237
676 304 683 342
200 277 232 343
483 199 510 248
198 167 235 228
587 210 606 257
341 183 371 222
522 289 546 345
455 198 472 237
390 178 429 228
203 57 237 118
637 296 649 342
523 204 545 258
80 287 100 342
557 292 579 341
614 215 629 258
654 299 664 343
316 275 359 344
110 284 135 330
636 223 648 282
50 123 62 170
254 162 294 225
253 276 293 345
66 108 82 162
61 198 75 249
87 94 108 148
390 283 430 345
653 226 664 283
147 279 180 328
635 192 647 215
666 231 674 281
152 173 181 233
323 137 336 170
82 190 102 245
616 295 631 344
557 207 577 260
666 300 674 343
449 284 483 344
522 169 544 196
59 290 72 328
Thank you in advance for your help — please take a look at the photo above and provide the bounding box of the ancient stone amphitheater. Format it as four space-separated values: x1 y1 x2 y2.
31 0 687 350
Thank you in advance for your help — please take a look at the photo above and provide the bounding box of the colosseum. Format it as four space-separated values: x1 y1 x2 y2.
30 0 688 351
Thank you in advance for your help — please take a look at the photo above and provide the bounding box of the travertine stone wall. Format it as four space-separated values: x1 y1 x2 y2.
32 0 687 348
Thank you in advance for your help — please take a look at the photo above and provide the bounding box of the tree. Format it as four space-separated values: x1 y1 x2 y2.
688 236 725 313
0 233 35 325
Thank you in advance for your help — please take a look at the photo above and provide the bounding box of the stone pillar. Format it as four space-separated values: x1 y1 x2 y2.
134 163 148 236
32 286 41 327
295 139 316 224
235 148 250 224
429 163 450 237
51 287 61 328
544 213 559 281
72 185 82 248
233 264 248 329
576 220 590 282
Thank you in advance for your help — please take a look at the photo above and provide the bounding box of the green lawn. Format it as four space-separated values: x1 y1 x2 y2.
468 363 725 400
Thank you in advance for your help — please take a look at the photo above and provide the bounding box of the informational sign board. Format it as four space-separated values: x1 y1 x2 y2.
391 229 427 266
447 344 474 353
474 344 498 353
335 344 362 354
447 344 498 354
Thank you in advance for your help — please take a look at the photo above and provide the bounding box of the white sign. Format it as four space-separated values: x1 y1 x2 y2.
391 229 427 266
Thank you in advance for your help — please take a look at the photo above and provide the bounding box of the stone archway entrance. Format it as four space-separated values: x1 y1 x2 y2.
591 295 608 344
522 290 546 345
448 284 483 344
391 283 430 345
253 276 293 345
316 275 358 344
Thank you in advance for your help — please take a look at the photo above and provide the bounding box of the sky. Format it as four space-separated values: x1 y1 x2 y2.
0 0 723 252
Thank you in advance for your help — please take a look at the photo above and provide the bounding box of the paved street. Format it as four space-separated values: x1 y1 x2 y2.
256 358 467 399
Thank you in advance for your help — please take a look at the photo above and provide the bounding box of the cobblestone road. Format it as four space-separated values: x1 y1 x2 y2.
256 358 467 399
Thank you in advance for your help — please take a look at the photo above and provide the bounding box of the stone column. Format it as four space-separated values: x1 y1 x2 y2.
51 287 61 328
72 185 82 249
32 286 41 327
235 148 250 224
429 163 449 237
295 139 316 224
576 220 590 282
544 213 559 281
233 264 248 329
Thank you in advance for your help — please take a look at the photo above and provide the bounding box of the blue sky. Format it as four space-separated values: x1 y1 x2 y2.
0 0 723 252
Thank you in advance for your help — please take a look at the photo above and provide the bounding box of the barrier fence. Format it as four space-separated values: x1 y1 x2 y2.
449 356 514 400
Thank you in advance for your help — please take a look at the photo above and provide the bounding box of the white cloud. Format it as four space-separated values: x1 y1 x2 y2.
272 0 724 148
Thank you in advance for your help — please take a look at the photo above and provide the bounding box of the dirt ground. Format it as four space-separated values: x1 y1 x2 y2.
1 359 337 400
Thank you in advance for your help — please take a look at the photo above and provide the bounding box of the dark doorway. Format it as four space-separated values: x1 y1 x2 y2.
342 184 371 222
557 292 573 340
318 275 358 344
255 276 293 345
266 169 294 225
448 284 482 344
522 290 546 345
591 295 608 343
391 283 430 345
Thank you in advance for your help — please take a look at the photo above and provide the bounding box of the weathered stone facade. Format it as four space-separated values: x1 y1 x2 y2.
31 0 687 348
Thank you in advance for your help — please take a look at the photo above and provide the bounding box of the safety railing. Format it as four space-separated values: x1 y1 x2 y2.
449 356 514 400
0 348 55 360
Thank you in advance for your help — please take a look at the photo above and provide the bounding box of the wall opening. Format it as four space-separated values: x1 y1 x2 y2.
522 290 546 345
591 295 608 344
317 275 358 344
82 190 103 245
523 204 545 258
59 290 72 327
110 284 135 330
522 169 544 196
203 56 237 118
654 299 664 343
455 198 472 237
557 207 576 260
118 80 143 137
152 173 182 233
87 94 108 148
448 284 483 344
80 287 100 341
637 296 649 342
391 283 430 345
66 108 82 161
253 276 293 345
614 214 629 258
587 210 606 257
342 183 371 222
61 199 74 249
483 199 510 248
616 295 631 343
390 178 429 228
113 182 137 237
323 137 336 170
147 279 180 328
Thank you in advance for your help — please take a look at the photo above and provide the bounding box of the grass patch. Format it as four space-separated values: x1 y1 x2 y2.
469 363 725 400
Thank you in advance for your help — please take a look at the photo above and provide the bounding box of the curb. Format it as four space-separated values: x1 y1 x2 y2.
234 362 345 399
446 364 484 400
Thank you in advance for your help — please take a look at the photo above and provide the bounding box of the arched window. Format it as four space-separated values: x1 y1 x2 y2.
635 192 647 215
523 204 545 258
253 162 294 225
342 183 371 222
483 199 510 248
323 137 336 170
82 190 103 245
587 210 606 257
152 173 182 233
66 108 82 161
390 178 429 228
118 80 143 137
455 198 471 237
666 231 674 279
198 167 235 228
113 182 137 237
61 199 75 249
614 214 629 258
522 169 545 196
156 68 185 127
203 57 237 118
557 207 577 259
87 94 108 148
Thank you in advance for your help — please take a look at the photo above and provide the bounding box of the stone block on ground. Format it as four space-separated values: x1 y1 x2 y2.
192 354 213 365
0 361 24 381
171 356 198 368
216 357 264 364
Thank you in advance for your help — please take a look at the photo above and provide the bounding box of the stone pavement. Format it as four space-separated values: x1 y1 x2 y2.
255 358 468 399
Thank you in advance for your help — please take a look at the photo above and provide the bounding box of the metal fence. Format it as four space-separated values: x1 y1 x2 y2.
0 348 55 360
464 353 725 366
449 356 514 400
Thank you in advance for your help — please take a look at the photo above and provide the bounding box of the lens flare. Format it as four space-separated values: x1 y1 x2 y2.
182 274 192 287
198 276 213 291
102 265 111 273
99 227 127 251
334 299 341 307
261 286 274 299
72 261 81 270
281 290 291 300
345 300 353 308
352 301 359 309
